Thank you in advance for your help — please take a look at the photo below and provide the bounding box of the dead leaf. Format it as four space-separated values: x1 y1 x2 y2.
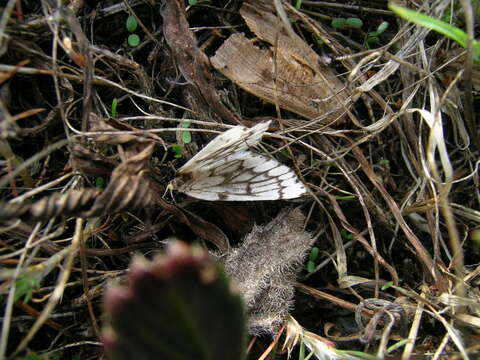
210 2 351 122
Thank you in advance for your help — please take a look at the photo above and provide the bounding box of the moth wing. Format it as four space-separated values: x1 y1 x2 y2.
177 121 270 174
180 151 307 201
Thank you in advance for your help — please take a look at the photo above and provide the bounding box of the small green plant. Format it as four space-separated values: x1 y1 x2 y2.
126 15 140 47
111 98 118 118
172 144 183 159
180 121 192 144
331 17 363 30
389 1 480 63
365 21 389 48
14 274 41 304
95 177 105 189
340 229 354 240
306 246 319 273
332 17 388 48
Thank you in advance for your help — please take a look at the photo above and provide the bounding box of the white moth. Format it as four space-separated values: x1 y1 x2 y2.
170 121 307 201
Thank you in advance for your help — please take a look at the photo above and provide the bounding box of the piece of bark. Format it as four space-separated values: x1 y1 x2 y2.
210 3 351 122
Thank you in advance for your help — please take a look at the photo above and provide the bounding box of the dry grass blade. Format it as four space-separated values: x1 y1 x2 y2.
10 218 84 357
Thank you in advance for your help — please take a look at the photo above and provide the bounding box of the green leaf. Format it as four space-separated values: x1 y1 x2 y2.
369 22 389 37
335 195 356 201
340 229 354 240
188 0 198 5
172 144 183 159
15 274 41 304
111 98 118 118
388 2 480 62
376 21 389 34
180 122 192 144
95 177 105 189
295 0 302 10
366 36 380 48
346 17 363 29
309 247 319 261
381 281 394 291
128 34 140 47
126 15 138 32
306 260 315 273
331 18 347 29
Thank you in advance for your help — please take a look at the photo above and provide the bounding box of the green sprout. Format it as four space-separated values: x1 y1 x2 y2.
306 247 319 273
389 1 480 63
95 177 105 189
14 274 41 304
365 21 389 48
180 122 192 144
111 98 118 118
332 17 363 30
340 229 354 240
126 15 138 32
126 15 140 47
172 144 183 159
128 34 140 47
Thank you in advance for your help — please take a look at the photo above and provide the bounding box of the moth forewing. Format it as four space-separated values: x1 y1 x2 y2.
177 121 270 173
170 121 307 201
